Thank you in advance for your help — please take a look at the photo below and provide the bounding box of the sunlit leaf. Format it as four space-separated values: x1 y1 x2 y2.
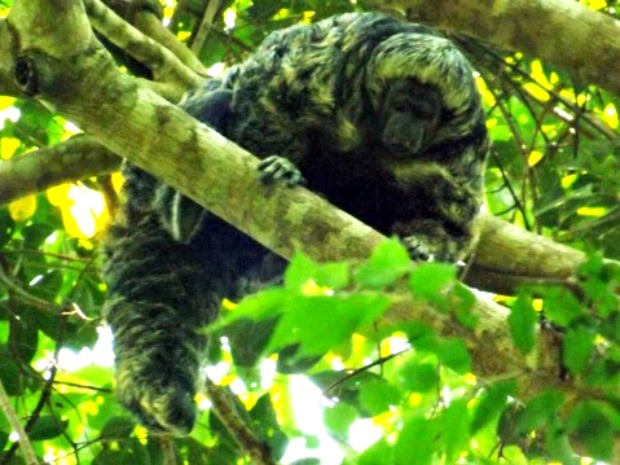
508 292 537 354
8 194 36 221
563 326 595 374
471 380 516 433
602 103 618 129
324 402 357 438
355 238 412 289
442 399 470 462
267 293 389 359
516 389 564 433
358 377 401 415
394 417 438 465
0 136 20 159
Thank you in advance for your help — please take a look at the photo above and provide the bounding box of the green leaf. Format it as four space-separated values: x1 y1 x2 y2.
568 402 614 461
324 402 358 438
471 380 516 433
546 421 578 465
541 287 585 327
563 326 595 373
100 416 136 440
284 253 319 290
359 439 393 465
409 263 457 311
394 417 438 465
227 318 276 367
0 209 15 246
398 361 439 392
358 378 401 416
436 339 471 374
0 431 7 451
284 253 351 289
267 294 389 359
207 288 288 332
311 370 379 409
355 238 412 289
8 310 38 364
452 284 477 328
499 445 529 465
516 389 564 433
0 351 24 396
508 292 537 354
28 415 68 441
442 399 470 463
249 394 288 459
313 262 350 290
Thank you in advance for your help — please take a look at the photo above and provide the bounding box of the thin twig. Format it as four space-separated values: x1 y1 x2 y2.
0 380 39 465
206 378 276 465
191 0 223 55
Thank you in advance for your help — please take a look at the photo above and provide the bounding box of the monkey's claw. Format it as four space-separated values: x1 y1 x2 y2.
402 236 436 262
258 156 305 187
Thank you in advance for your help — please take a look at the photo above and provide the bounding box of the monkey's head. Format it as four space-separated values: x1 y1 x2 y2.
376 79 444 158
362 30 484 159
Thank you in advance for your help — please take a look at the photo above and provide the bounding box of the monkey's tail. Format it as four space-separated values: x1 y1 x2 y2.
103 215 216 435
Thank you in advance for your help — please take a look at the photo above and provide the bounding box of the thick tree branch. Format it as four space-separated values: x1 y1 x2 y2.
0 134 593 295
83 0 204 97
101 0 209 75
0 20 24 97
131 4 209 76
0 136 119 204
369 0 620 97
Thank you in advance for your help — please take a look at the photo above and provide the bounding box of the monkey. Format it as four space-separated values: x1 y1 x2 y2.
103 11 489 435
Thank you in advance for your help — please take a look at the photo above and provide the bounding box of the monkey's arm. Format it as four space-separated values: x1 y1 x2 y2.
390 160 484 263
155 89 234 243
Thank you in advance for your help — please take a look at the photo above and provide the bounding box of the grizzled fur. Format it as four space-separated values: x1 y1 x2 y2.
103 12 489 435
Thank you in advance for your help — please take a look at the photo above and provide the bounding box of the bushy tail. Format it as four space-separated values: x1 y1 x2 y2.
103 215 216 434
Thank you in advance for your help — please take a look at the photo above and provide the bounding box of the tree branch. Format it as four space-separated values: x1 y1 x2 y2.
205 378 275 465
130 3 209 76
0 136 119 205
83 0 204 97
0 141 595 296
0 379 39 465
368 0 620 98
191 0 223 55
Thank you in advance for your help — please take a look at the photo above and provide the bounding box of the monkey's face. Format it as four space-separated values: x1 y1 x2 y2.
377 79 444 158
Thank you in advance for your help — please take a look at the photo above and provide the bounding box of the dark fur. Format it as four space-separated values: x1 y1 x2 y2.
103 12 489 434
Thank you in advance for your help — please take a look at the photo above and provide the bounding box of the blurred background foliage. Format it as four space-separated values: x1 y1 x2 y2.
0 0 620 464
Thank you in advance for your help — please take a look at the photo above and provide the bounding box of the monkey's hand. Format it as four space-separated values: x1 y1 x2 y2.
402 235 436 262
397 218 472 264
258 156 305 187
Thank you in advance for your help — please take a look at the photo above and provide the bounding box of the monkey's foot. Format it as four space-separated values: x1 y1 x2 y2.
258 155 305 187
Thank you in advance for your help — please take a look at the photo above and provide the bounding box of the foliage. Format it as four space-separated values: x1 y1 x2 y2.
0 1 620 464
